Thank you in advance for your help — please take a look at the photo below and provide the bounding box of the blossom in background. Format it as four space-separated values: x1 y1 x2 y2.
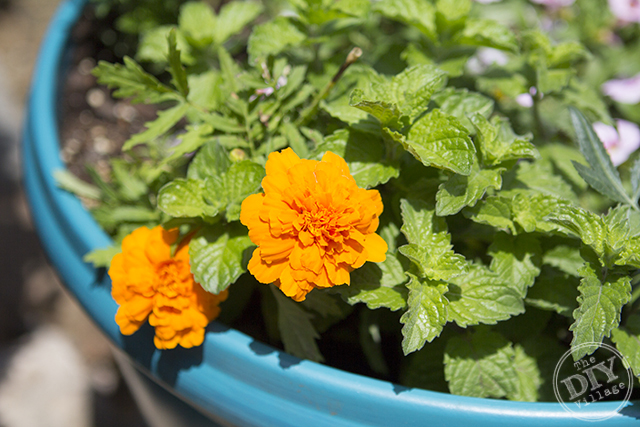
593 119 640 166
109 226 227 349
602 73 640 104
240 148 387 301
466 48 509 75
530 0 575 9
608 0 640 25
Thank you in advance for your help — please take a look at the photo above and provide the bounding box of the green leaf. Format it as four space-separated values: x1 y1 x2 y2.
488 233 541 297
446 263 525 327
123 103 190 150
93 57 175 104
511 192 569 233
611 314 640 377
631 158 640 203
187 139 231 180
178 2 216 46
349 90 403 127
470 114 537 167
463 195 515 233
405 109 475 175
542 245 583 277
214 1 263 45
444 329 518 399
167 29 189 97
545 204 606 257
187 71 225 110
432 88 494 133
160 124 213 167
138 26 193 65
570 262 632 360
157 178 219 218
435 0 471 25
512 161 577 202
399 199 467 281
511 344 542 402
204 160 265 221
525 266 579 317
338 254 408 311
455 19 519 53
54 170 101 200
569 107 637 207
314 129 400 188
83 245 120 268
373 0 437 40
400 274 449 355
189 223 254 294
435 161 504 216
247 17 306 64
272 287 323 362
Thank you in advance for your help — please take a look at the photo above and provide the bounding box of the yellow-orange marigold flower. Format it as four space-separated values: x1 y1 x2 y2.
108 226 227 350
240 148 387 301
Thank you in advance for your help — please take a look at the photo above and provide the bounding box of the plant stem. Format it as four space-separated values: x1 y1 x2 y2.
295 47 362 127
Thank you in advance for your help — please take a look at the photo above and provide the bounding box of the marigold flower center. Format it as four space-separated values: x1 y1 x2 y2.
155 260 186 296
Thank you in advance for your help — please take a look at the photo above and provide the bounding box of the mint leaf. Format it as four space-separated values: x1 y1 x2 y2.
178 2 216 46
455 19 518 53
463 195 515 233
187 139 231 180
189 223 253 294
271 288 323 362
569 107 638 208
399 199 467 281
204 160 265 221
512 344 542 402
373 0 437 40
337 254 408 311
446 263 525 327
611 314 640 377
435 161 504 216
525 266 579 317
545 204 606 257
512 161 577 202
214 1 263 45
488 233 541 297
158 178 219 218
444 329 518 399
405 109 475 175
159 124 213 167
470 114 537 167
349 89 403 127
432 88 494 133
570 262 632 360
542 244 583 277
247 17 306 64
511 192 569 233
400 274 449 355
315 129 400 188
631 158 640 203
123 102 191 150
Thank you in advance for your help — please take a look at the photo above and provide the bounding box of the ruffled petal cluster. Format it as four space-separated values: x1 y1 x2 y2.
109 226 227 349
240 148 387 301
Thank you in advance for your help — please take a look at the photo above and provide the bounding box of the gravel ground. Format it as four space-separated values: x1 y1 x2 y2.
0 0 148 426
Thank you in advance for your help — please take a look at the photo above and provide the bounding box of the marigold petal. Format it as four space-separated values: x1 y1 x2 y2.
115 309 146 335
240 193 266 230
321 150 352 179
277 266 312 301
265 147 301 177
248 249 288 283
259 235 296 263
364 233 388 263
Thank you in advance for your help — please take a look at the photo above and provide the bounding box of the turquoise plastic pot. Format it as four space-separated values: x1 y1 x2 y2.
22 0 640 425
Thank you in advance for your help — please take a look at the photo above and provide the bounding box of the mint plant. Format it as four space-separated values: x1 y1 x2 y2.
64 0 640 401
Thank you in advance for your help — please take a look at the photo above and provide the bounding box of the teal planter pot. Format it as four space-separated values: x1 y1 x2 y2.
21 0 640 425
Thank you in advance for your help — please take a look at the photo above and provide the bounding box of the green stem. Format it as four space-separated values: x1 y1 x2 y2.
295 47 362 127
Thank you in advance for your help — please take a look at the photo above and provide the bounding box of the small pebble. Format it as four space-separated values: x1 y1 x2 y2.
86 88 105 109
77 58 96 76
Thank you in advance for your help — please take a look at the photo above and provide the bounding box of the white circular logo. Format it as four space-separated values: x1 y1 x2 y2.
553 342 633 422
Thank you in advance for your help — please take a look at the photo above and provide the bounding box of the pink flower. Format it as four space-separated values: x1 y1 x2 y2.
602 73 640 104
593 120 640 166
608 0 640 24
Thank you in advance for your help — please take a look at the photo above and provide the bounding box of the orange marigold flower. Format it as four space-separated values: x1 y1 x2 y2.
240 148 387 301
108 226 227 350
